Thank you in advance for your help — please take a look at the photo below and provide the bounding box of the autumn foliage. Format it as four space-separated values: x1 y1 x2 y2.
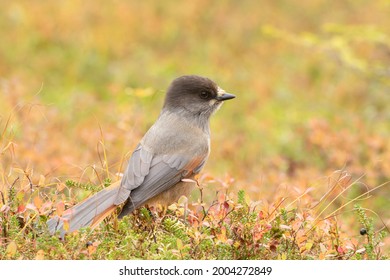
0 1 389 259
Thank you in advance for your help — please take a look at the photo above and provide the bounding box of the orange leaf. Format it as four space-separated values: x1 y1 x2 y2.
88 245 97 256
296 235 307 244
33 196 43 209
35 250 45 260
216 227 227 243
56 201 65 216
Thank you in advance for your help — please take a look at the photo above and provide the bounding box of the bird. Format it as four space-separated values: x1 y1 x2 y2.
47 75 235 235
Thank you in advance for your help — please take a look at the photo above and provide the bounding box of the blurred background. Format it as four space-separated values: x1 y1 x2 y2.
0 0 389 246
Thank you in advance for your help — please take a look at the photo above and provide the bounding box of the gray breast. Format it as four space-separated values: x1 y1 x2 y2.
141 111 210 157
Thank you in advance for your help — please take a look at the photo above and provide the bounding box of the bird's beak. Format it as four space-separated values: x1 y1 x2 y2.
216 87 236 101
216 92 236 101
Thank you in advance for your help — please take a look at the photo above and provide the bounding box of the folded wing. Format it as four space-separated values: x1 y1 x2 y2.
116 144 208 216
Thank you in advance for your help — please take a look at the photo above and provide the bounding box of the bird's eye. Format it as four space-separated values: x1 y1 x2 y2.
199 91 210 99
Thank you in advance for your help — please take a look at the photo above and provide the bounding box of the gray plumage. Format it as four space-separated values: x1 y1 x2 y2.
47 186 119 234
47 75 235 235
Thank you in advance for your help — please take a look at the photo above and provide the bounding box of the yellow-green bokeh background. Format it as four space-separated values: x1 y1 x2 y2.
0 1 389 241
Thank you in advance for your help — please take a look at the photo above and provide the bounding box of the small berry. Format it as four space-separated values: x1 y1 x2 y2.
360 228 367 235
86 241 93 247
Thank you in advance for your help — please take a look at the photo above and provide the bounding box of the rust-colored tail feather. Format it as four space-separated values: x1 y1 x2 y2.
47 181 120 236
90 205 117 229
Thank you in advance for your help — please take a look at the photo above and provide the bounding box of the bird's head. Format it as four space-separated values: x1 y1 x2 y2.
163 75 235 118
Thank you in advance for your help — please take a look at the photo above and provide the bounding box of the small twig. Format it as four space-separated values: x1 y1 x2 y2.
311 170 346 211
97 123 110 180
25 173 34 193
1 114 13 140
0 190 5 205
267 197 288 221
306 180 389 234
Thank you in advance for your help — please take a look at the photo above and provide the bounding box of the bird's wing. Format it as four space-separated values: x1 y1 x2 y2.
114 144 152 204
114 143 208 211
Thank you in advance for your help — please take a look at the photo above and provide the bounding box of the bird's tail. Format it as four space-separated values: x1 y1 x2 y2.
47 181 121 236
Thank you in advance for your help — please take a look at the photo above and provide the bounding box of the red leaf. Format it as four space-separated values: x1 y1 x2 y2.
17 204 26 213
